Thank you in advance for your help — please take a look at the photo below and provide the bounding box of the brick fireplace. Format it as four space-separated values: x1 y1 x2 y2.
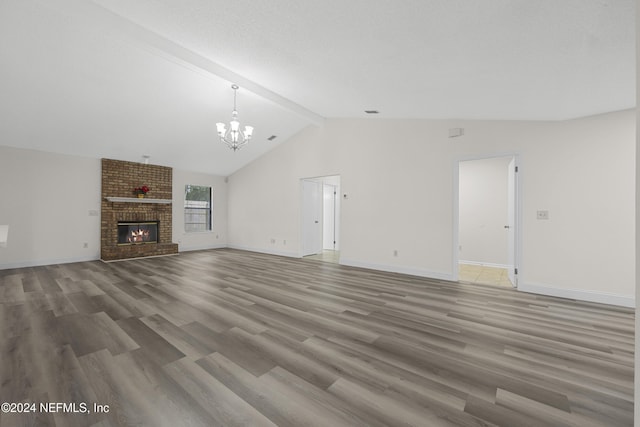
101 158 178 261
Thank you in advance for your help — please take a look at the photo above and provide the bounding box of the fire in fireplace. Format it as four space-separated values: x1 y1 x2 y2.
117 221 158 245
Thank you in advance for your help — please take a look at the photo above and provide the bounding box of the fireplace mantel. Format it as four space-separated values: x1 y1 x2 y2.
105 197 172 204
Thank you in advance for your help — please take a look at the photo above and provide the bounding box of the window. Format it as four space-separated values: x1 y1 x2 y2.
184 185 212 232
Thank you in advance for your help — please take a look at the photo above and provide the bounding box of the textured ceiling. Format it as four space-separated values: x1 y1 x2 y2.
0 0 635 175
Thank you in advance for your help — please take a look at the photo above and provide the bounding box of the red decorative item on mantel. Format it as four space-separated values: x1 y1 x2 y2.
133 185 151 198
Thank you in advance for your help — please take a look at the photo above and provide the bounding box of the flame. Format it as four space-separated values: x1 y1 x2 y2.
127 228 150 243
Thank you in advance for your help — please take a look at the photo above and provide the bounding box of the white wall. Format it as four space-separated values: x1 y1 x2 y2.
0 147 229 268
459 156 511 266
0 146 101 268
228 110 635 306
172 169 228 252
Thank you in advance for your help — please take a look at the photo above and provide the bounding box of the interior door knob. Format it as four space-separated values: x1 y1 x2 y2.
504 225 510 229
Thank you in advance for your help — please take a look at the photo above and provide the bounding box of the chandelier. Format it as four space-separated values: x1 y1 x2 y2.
216 84 254 151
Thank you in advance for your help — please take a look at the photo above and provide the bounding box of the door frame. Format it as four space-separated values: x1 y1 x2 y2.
299 175 341 258
301 178 323 257
452 153 522 287
322 183 338 250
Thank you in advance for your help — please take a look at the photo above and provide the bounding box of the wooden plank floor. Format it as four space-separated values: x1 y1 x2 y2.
0 248 633 426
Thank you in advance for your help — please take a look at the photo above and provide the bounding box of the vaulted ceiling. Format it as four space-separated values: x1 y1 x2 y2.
0 0 634 175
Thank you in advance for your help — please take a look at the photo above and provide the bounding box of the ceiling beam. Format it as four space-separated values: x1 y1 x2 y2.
55 0 325 126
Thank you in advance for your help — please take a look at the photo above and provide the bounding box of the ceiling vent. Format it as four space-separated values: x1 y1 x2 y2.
267 135 277 141
364 110 379 114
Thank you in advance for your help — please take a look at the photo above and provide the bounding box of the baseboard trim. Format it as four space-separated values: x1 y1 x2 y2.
226 244 299 258
459 260 510 269
0 255 101 270
518 281 635 308
179 243 227 252
100 253 179 263
339 258 453 281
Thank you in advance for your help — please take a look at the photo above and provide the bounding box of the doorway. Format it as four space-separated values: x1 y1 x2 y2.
301 175 341 263
455 155 518 287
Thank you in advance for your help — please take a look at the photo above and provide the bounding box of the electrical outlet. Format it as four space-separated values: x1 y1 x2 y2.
536 210 549 220
83 242 88 248
393 249 398 257
283 240 286 245
270 238 276 244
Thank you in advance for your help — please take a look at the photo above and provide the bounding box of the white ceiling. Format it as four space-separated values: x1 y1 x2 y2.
0 0 635 176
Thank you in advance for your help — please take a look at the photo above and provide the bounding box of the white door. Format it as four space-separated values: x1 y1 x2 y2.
323 184 336 250
302 179 323 256
506 157 517 286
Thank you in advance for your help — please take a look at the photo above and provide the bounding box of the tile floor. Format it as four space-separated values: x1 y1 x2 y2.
459 263 513 287
304 250 340 264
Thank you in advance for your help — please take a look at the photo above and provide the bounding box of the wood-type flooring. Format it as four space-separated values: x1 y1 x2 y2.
0 249 634 426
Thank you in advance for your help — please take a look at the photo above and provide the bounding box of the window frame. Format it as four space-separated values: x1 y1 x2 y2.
184 185 212 233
